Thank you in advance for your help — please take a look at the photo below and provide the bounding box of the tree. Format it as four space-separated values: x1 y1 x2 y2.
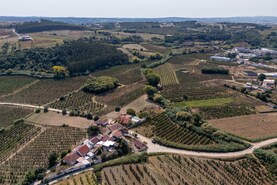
192 113 202 126
258 73 266 82
144 69 160 86
176 111 192 121
53 66 67 79
126 109 136 116
87 125 100 137
144 85 157 97
82 76 119 94
146 73 160 86
48 152 58 168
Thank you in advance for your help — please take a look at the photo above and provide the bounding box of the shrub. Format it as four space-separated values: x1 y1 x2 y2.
115 107 121 112
62 109 67 115
43 106 49 113
126 109 136 116
35 108 41 113
82 76 119 94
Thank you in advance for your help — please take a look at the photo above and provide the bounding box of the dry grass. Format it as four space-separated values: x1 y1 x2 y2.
209 113 277 140
26 111 91 128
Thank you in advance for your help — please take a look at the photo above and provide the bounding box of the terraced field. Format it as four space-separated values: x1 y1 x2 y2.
101 154 274 185
0 126 86 184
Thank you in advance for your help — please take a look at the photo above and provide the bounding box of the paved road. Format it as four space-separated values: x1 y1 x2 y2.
0 102 65 113
130 131 277 159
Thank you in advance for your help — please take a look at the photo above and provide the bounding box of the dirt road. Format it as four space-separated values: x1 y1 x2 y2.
130 131 277 159
0 102 66 113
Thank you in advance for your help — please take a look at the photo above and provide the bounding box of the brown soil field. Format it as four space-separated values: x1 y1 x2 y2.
26 111 91 128
209 113 277 140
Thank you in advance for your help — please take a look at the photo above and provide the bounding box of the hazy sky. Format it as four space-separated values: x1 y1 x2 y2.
1 0 277 18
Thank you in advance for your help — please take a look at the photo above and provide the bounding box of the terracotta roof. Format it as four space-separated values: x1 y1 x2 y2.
101 135 110 142
100 127 110 135
63 152 80 164
134 139 146 150
90 136 100 145
76 145 90 156
108 124 124 132
111 130 122 138
95 120 109 126
118 115 132 125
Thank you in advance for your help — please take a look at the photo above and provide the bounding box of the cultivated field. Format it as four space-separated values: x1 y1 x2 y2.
0 122 41 164
210 113 277 140
100 154 274 185
122 44 147 51
1 77 88 105
49 90 105 115
154 63 179 85
54 171 97 185
135 114 215 146
96 82 145 114
0 105 33 128
92 63 143 85
0 76 36 96
175 97 233 108
0 126 86 184
26 111 92 128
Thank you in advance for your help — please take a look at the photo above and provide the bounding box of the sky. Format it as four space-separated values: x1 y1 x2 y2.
0 0 276 18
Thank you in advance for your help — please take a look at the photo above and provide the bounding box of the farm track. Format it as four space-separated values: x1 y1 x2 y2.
1 101 277 159
0 79 40 98
130 131 277 159
0 102 65 113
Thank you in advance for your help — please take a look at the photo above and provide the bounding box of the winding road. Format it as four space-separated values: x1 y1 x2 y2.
130 131 277 159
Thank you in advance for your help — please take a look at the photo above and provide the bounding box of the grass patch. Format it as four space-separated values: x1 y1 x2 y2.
175 97 233 108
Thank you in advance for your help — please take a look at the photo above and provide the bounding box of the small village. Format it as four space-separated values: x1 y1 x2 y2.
44 113 148 182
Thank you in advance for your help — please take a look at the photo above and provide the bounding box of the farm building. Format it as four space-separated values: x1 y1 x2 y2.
117 114 132 126
18 35 33 41
232 47 251 53
210 56 231 62
262 79 275 88
134 139 147 151
259 72 277 78
243 71 258 77
63 152 81 165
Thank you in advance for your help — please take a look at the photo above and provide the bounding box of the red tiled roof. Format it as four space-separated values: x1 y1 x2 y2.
76 145 90 156
63 152 80 164
101 135 110 142
134 139 146 150
90 137 100 145
108 124 124 132
95 120 109 126
111 130 122 138
118 115 132 125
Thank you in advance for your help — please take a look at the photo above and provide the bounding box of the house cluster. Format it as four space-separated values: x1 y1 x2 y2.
211 47 277 63
63 114 146 167
63 122 127 166
18 35 33 41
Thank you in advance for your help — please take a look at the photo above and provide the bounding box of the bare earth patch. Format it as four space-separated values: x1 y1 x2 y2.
120 95 160 114
209 113 277 140
26 111 91 128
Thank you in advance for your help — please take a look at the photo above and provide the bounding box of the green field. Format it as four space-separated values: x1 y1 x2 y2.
175 97 233 108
